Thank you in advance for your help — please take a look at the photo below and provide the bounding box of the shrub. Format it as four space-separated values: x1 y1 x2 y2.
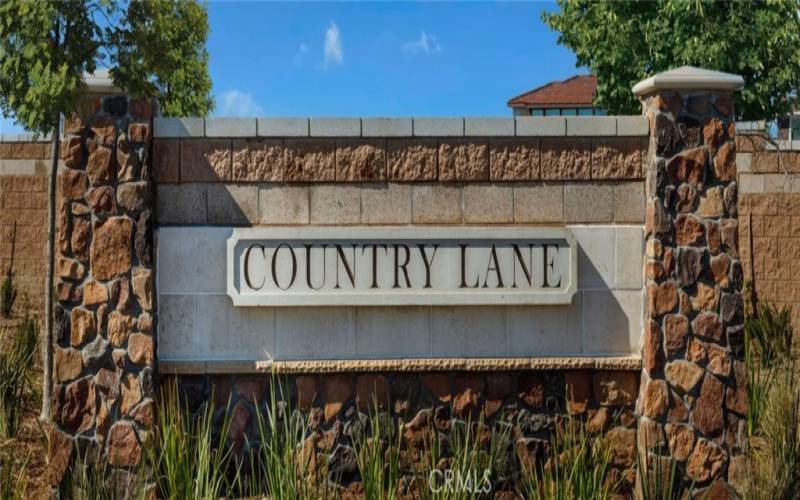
0 319 38 439
0 272 15 319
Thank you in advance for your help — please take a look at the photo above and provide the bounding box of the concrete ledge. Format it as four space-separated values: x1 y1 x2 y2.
310 118 361 137
567 116 616 136
158 356 643 374
616 116 649 136
362 118 412 137
257 118 309 137
464 118 514 137
205 118 257 137
515 117 566 136
413 118 464 137
154 117 204 138
0 134 52 142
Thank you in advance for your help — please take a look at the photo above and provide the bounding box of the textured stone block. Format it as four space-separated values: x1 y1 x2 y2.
355 307 431 357
592 138 644 179
362 118 412 137
564 183 614 223
489 139 539 181
91 217 133 281
738 173 764 193
614 182 645 223
232 140 283 182
205 118 256 137
413 118 463 137
309 118 360 137
153 117 204 138
541 138 591 180
180 140 232 182
336 140 386 181
583 290 642 353
360 184 412 224
156 184 206 224
430 306 506 356
257 118 309 137
258 185 309 224
284 139 335 182
464 118 514 136
157 294 197 359
153 140 179 182
412 184 462 223
310 185 361 224
438 139 489 181
507 296 582 355
156 226 229 293
387 139 437 181
571 226 617 289
616 226 644 289
515 117 566 136
206 184 258 225
275 307 355 359
567 116 616 136
513 184 564 223
463 184 513 223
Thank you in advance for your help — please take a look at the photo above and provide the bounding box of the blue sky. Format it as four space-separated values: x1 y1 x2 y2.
1 2 584 133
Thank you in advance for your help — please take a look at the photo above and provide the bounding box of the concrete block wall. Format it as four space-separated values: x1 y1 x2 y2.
151 116 649 373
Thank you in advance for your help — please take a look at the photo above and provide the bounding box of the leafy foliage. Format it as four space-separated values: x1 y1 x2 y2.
0 318 38 440
0 0 213 135
542 1 800 120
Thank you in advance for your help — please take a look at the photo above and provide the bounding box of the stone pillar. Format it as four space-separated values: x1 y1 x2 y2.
634 67 747 496
47 71 155 484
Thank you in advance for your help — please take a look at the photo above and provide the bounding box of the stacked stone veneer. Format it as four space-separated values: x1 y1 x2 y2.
0 138 51 312
638 92 746 496
49 94 155 474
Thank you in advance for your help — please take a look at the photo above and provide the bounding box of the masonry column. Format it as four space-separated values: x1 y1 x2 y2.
46 71 156 484
634 67 747 496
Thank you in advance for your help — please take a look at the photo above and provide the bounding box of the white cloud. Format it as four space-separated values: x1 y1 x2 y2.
402 32 442 56
216 90 264 117
293 43 309 67
323 22 343 68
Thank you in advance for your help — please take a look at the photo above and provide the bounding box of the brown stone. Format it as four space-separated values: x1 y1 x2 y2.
664 314 689 357
55 280 81 304
692 282 720 312
128 333 154 366
135 210 153 267
687 337 708 364
484 373 513 418
666 148 706 188
675 214 705 245
117 181 152 212
720 219 738 257
489 138 539 180
667 391 690 423
89 116 116 146
108 311 136 347
706 220 722 255
86 143 114 185
355 374 389 412
54 347 83 383
646 239 663 259
128 123 151 143
336 140 386 181
56 257 86 281
665 423 695 461
60 168 88 200
677 247 703 287
91 217 133 281
96 395 112 440
541 138 591 180
643 379 669 419
692 312 723 342
646 199 673 237
107 422 142 467
697 186 724 218
702 479 737 500
452 374 484 417
686 438 727 483
564 371 592 414
323 374 353 422
131 398 155 427
228 400 252 451
707 344 732 377
648 281 678 317
82 280 108 306
714 142 736 182
439 139 489 181
71 202 90 216
703 119 726 150
691 374 725 435
153 140 180 182
120 373 142 415
57 200 72 254
94 367 120 401
111 276 132 312
645 260 666 281
665 360 704 393
231 376 266 405
592 371 638 406
137 312 153 334
643 320 664 375
116 135 137 182
518 372 545 408
605 426 636 467
70 308 96 347
232 139 283 182
586 407 610 433
710 254 730 288
132 268 153 310
592 137 643 179
285 139 335 182
60 377 95 433
676 183 699 213
387 139 437 181
86 185 117 215
180 140 232 181
296 376 319 411
422 373 451 403
725 361 748 416
638 417 665 451
70 216 91 263
61 136 83 167
44 428 74 487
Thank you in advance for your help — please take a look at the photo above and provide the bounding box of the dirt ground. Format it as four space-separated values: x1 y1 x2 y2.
1 313 49 497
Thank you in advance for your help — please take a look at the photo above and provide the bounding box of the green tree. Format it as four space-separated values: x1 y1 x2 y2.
0 0 213 421
542 0 800 119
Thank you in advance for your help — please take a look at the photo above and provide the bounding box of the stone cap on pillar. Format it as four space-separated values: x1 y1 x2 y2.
83 68 122 94
632 66 744 96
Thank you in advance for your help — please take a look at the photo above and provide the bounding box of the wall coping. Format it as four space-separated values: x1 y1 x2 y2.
632 65 744 96
158 356 644 374
153 116 649 139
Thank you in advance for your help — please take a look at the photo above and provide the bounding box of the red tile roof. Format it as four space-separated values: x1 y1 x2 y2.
508 75 597 108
